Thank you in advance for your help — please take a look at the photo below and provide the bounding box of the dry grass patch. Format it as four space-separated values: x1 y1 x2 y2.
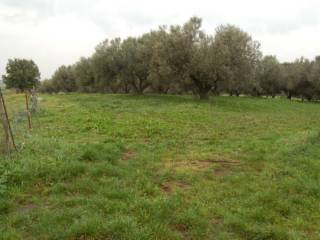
16 203 37 213
121 148 136 161
160 180 189 195
164 154 241 177
164 159 212 172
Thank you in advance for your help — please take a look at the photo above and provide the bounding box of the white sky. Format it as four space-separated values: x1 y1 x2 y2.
1 0 320 79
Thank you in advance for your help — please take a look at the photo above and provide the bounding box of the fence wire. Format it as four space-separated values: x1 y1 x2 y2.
0 90 34 153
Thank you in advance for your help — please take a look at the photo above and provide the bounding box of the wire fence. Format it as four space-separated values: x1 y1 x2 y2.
0 89 38 154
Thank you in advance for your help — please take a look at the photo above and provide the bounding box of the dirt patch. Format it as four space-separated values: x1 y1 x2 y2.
213 166 232 177
16 203 37 213
211 159 240 177
121 149 136 161
174 223 189 232
207 159 240 165
160 180 189 194
211 218 221 225
172 223 191 239
164 160 212 171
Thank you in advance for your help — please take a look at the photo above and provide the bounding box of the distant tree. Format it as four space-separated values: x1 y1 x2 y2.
281 58 315 101
39 79 56 93
280 62 300 100
41 15 320 102
148 27 177 93
259 56 282 97
294 58 314 101
2 58 40 91
247 62 263 97
214 25 261 96
73 57 96 92
51 65 76 92
160 17 222 99
310 56 320 99
92 38 126 93
120 35 154 94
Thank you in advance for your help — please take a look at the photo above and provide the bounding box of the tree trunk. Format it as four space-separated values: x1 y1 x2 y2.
190 76 211 100
136 89 144 95
132 77 149 95
199 91 209 100
131 82 142 95
123 83 130 93
161 87 170 94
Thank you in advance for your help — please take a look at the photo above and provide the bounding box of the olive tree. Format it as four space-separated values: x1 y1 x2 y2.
91 38 124 92
310 56 320 99
160 17 221 99
3 58 40 91
120 35 154 94
148 27 178 93
259 55 282 97
280 62 299 100
39 79 56 93
73 57 96 92
214 25 261 96
294 58 314 100
51 65 76 92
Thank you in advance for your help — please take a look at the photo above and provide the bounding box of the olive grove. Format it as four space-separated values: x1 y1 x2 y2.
39 17 320 101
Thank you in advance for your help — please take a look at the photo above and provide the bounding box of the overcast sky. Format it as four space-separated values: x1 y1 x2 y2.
1 0 320 79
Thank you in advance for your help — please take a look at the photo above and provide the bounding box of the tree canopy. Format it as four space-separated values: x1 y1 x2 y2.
39 16 320 101
3 59 40 91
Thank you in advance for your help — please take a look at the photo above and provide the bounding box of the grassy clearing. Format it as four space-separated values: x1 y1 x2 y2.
1 93 320 239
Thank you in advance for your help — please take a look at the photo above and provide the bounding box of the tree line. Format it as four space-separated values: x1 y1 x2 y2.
39 17 320 100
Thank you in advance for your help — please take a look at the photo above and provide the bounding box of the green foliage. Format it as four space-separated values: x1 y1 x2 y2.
259 55 282 96
50 65 76 92
73 57 96 92
162 17 219 99
2 58 40 91
40 16 320 101
214 24 262 96
120 35 154 94
38 79 56 93
1 92 320 239
40 17 262 99
92 38 125 93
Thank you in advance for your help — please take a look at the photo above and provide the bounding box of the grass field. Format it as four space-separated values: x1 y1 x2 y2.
1 93 320 239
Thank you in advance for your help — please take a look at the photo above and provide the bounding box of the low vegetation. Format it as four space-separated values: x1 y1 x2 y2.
1 92 320 239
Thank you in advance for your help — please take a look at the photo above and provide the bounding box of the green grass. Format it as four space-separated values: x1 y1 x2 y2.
1 93 320 239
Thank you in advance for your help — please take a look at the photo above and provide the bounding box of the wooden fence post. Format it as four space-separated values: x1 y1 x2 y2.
0 99 10 153
0 88 16 152
25 91 32 130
